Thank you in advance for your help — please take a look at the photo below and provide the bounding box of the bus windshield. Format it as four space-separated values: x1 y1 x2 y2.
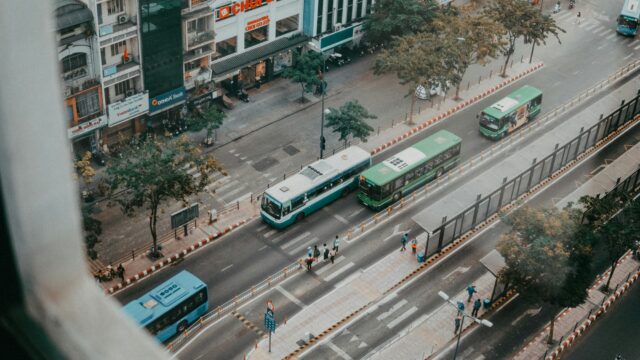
261 196 282 219
359 179 382 201
480 114 500 130
619 15 638 29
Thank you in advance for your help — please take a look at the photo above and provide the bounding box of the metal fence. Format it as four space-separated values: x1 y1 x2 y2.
423 89 640 258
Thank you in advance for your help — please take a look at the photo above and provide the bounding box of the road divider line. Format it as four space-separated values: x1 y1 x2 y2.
376 299 408 321
276 285 306 308
281 231 311 249
324 262 355 282
386 306 418 329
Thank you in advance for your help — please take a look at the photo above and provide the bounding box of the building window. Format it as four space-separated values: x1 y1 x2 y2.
346 0 353 23
76 90 100 118
187 17 207 33
244 26 268 49
107 0 125 15
214 37 237 59
114 80 131 96
316 0 323 34
327 0 334 31
365 0 372 15
184 60 200 72
356 0 363 20
100 48 106 66
61 53 87 73
276 15 299 37
110 40 127 56
337 0 344 23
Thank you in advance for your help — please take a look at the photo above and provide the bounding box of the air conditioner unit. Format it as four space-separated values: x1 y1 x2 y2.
118 14 129 24
334 23 343 32
194 48 203 55
125 89 135 97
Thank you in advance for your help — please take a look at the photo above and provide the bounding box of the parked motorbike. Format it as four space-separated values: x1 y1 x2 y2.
568 0 575 9
553 2 561 13
236 89 250 103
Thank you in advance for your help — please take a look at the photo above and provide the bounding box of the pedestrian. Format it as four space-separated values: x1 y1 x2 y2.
454 315 462 334
472 298 481 317
323 243 329 262
330 248 336 264
117 263 125 281
576 11 581 24
307 246 313 258
411 238 417 254
333 235 340 253
305 256 313 271
313 245 320 261
400 233 408 252
466 284 477 302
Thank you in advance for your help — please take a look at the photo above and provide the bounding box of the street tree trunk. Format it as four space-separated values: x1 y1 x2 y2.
604 258 619 292
409 92 416 125
454 83 462 101
502 39 516 78
149 197 159 258
547 312 557 344
300 83 305 103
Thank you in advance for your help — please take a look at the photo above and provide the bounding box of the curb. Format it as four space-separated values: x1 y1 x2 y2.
105 216 256 294
370 62 545 156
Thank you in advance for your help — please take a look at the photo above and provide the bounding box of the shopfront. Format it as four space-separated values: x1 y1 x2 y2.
68 115 107 156
147 87 187 134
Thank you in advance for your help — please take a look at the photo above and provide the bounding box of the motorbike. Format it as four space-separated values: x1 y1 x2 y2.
236 89 250 103
553 2 561 13
568 0 574 9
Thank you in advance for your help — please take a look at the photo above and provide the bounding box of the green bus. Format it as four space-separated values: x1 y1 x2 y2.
357 130 462 211
479 85 542 140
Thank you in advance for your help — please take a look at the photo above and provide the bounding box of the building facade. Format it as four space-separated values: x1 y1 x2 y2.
303 0 372 52
55 0 106 156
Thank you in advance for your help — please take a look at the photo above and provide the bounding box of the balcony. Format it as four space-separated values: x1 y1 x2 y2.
184 67 213 90
182 0 214 13
102 56 141 87
63 78 101 98
187 30 215 50
184 44 215 63
98 19 138 47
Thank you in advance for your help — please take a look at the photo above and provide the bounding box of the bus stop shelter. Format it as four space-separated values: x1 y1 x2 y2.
479 249 508 302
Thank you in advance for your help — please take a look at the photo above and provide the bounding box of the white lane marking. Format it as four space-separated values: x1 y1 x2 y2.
221 264 233 272
634 43 640 50
219 186 247 201
289 236 319 255
387 306 418 329
257 225 267 232
258 245 268 251
624 53 634 60
281 231 311 249
376 299 408 321
333 213 349 224
442 266 471 280
246 160 253 165
348 208 366 218
215 179 239 192
606 32 617 40
229 149 236 153
335 270 361 288
327 341 354 360
324 262 355 282
276 285 306 308
316 256 346 275
269 177 277 182
263 229 277 238
557 12 574 21
240 156 247 160
628 40 639 47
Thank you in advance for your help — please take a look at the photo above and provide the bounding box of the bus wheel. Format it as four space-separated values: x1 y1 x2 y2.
392 192 402 202
296 212 305 222
177 320 189 333
436 168 444 178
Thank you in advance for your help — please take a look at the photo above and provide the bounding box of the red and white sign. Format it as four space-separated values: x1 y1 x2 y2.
217 0 273 20
246 16 270 31
107 91 149 127
68 115 107 139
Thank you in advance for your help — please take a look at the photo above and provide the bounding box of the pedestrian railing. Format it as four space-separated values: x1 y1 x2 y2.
165 59 640 353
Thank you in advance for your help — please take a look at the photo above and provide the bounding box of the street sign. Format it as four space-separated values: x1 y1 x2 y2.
170 203 199 229
264 300 277 352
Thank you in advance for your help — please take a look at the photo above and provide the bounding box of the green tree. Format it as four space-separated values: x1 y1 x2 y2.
484 0 564 77
434 11 506 99
106 135 222 258
74 151 101 260
374 31 463 124
497 206 591 344
362 0 439 46
325 100 377 148
186 104 225 146
580 193 640 292
282 50 324 103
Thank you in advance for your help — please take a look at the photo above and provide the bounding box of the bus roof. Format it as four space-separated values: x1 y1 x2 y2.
264 146 371 204
361 130 461 186
621 0 640 18
123 270 206 326
482 85 542 119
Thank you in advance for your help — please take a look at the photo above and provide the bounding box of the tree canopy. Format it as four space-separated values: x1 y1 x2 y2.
363 0 439 46
282 50 324 102
186 104 225 144
107 135 222 258
74 151 101 260
325 100 377 147
484 0 564 76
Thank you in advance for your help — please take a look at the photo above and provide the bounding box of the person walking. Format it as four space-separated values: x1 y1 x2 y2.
313 245 321 262
576 11 581 24
307 246 313 258
305 256 313 271
466 284 477 302
323 244 330 262
411 238 417 254
330 248 336 264
400 233 408 252
472 298 481 317
117 263 125 281
454 315 462 334
333 235 341 253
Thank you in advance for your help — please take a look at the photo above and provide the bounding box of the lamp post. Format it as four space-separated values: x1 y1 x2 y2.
309 41 327 159
438 291 493 360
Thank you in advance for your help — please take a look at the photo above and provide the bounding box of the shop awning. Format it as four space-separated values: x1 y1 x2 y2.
54 0 93 31
211 34 309 78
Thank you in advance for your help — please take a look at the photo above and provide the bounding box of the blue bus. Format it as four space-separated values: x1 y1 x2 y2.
617 0 640 36
123 270 208 342
261 146 372 229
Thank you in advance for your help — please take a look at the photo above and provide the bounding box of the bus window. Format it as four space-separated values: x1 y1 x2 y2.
480 114 500 130
394 177 404 189
261 196 282 219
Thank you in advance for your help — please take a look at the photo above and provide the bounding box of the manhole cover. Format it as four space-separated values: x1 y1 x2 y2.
253 156 279 171
283 144 300 156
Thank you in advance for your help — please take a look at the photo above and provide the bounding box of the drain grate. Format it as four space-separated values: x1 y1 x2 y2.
283 144 300 156
252 156 279 171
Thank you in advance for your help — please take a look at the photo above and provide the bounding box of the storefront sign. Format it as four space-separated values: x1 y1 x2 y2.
246 16 270 31
216 0 273 21
108 92 149 127
189 90 219 107
149 87 186 113
68 115 107 139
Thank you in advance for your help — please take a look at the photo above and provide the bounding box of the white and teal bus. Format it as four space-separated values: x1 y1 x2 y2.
617 0 640 36
261 146 372 229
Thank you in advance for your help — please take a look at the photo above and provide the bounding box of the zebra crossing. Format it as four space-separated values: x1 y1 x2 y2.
553 10 640 50
374 298 419 330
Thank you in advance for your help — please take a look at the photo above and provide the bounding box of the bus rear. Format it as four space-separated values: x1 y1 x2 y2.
618 0 640 36
123 270 208 342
